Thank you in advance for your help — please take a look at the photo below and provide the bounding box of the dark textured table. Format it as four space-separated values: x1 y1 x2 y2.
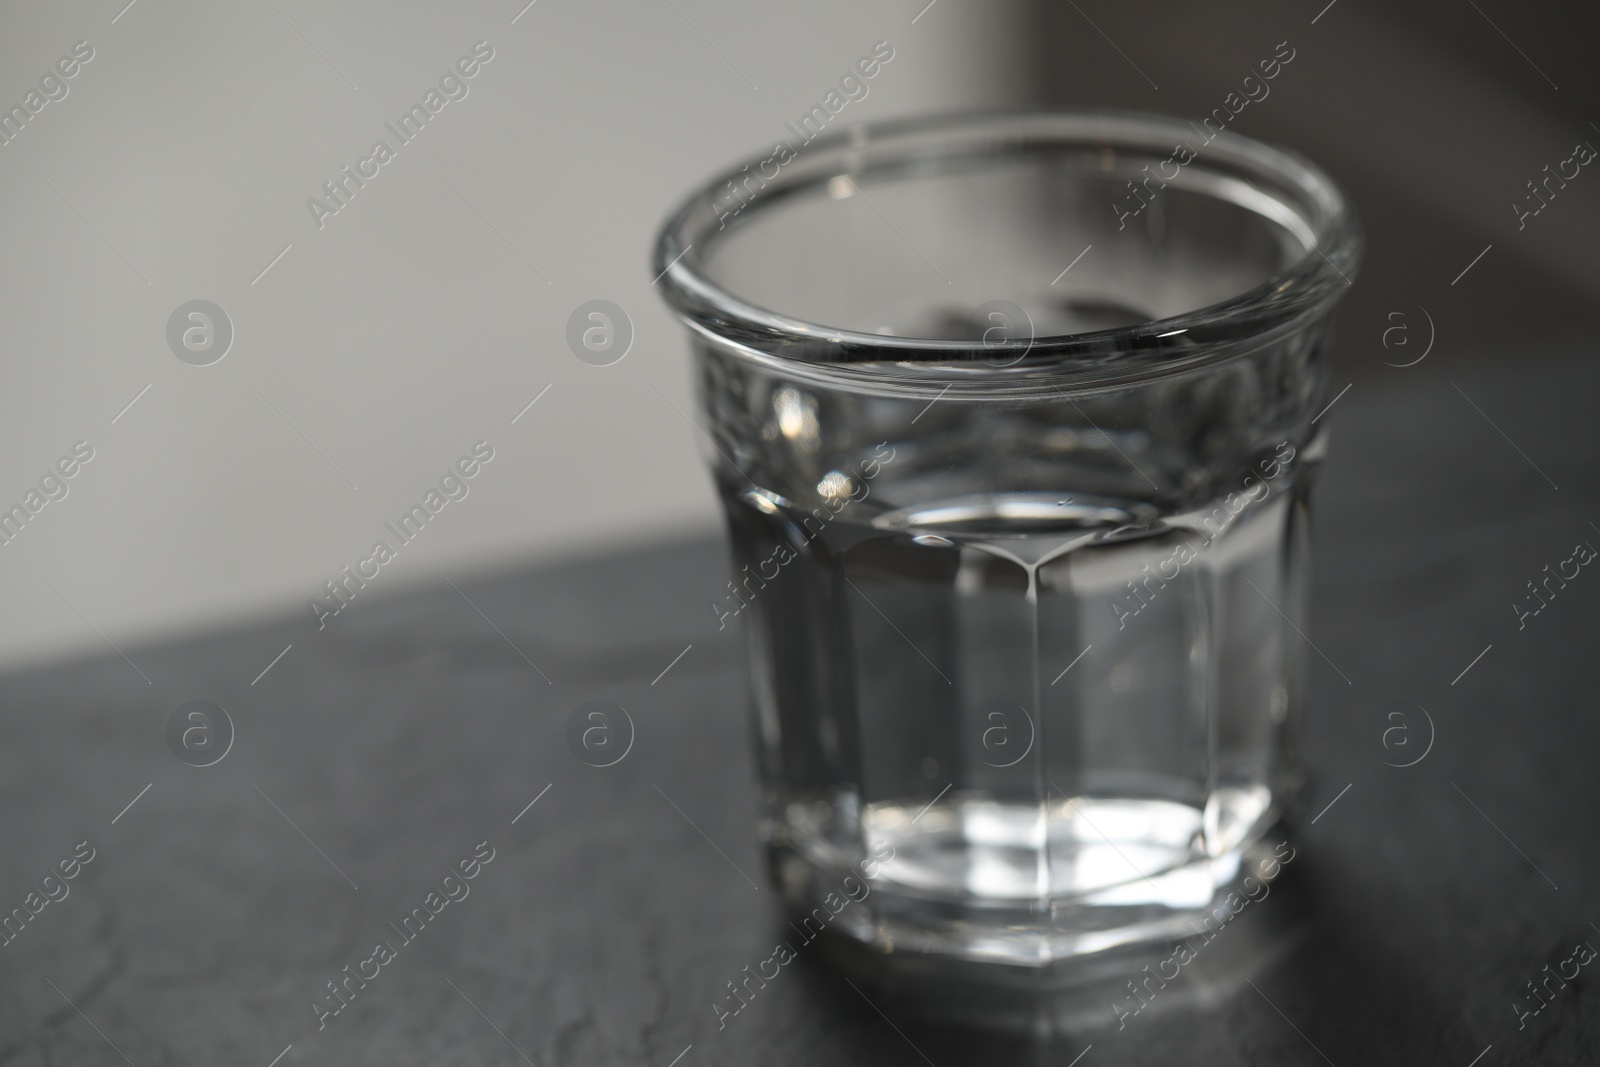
3 350 1597 1066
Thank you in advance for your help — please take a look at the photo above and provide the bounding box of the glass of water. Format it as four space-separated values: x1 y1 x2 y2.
652 111 1358 967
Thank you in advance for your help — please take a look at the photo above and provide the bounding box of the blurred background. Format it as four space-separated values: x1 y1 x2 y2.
0 0 1593 671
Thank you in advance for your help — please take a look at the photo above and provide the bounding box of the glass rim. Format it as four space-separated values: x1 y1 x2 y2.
651 108 1361 393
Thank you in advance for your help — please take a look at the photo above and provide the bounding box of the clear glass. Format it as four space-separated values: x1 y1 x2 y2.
652 111 1359 966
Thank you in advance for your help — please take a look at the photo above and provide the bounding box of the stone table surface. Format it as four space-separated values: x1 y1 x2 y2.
2 351 1598 1066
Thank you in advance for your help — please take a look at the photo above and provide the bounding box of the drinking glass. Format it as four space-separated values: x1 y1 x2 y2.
652 111 1359 966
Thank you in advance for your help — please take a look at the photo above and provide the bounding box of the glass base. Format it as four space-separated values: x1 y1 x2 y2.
768 794 1289 968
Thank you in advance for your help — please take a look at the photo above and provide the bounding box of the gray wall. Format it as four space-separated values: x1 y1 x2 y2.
0 0 1021 670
